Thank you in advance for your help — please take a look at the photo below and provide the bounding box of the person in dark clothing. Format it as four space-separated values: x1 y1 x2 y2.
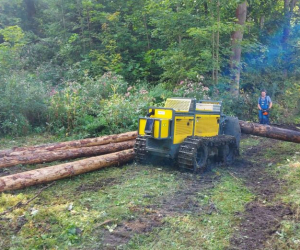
258 90 272 124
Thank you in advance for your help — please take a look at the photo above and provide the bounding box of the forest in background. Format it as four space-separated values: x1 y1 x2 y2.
0 0 300 137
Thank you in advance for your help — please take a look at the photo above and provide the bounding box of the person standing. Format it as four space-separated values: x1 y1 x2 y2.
258 89 272 124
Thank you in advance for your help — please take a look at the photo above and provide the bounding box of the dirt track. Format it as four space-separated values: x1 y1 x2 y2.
0 135 297 249
100 171 222 248
100 135 296 249
227 136 294 249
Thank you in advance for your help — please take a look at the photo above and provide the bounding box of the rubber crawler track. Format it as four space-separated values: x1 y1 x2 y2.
178 135 238 172
134 135 147 163
134 135 238 172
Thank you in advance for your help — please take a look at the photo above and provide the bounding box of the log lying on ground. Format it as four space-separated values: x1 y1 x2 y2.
0 131 137 157
0 149 135 192
0 140 135 169
239 120 300 143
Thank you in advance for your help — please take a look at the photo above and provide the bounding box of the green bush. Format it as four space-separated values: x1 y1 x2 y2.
172 77 209 100
2 69 299 138
213 79 300 124
0 72 48 136
78 83 162 136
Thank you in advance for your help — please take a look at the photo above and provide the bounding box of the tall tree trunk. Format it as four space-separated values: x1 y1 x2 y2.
76 0 86 53
216 0 220 85
60 0 66 41
86 6 92 48
143 15 150 50
23 0 36 31
260 16 265 29
230 1 247 97
282 0 297 48
282 0 298 77
210 0 215 82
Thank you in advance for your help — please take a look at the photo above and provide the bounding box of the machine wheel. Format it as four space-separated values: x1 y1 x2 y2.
178 137 208 172
219 143 235 164
178 135 238 172
194 142 209 171
222 116 241 149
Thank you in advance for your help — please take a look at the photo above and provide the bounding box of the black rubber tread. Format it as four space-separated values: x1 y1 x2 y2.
134 135 147 163
219 139 238 165
178 135 238 172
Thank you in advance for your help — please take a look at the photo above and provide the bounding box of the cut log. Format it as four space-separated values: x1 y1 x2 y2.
239 120 300 143
0 149 135 192
0 140 135 169
0 131 137 157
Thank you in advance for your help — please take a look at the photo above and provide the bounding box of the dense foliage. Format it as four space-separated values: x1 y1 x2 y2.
0 0 300 136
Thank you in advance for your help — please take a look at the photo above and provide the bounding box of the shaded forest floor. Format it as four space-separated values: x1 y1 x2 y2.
1 134 300 249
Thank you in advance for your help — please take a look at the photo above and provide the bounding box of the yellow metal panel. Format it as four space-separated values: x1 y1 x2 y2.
164 98 191 112
196 103 221 113
149 108 173 119
138 118 147 135
154 120 160 138
195 115 220 137
160 119 169 138
173 116 194 144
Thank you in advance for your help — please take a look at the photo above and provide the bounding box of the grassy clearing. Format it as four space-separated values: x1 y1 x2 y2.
261 141 300 249
239 135 262 153
0 164 180 249
0 133 60 150
126 172 253 250
0 134 254 250
2 135 300 249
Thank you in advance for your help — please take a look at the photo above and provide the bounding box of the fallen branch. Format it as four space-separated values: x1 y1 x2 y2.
96 219 117 228
0 182 55 216
227 171 241 182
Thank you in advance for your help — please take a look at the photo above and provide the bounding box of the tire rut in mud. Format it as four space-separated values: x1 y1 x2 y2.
228 136 295 250
229 202 293 250
100 171 222 249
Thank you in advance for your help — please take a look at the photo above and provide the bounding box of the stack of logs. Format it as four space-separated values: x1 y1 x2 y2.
1 121 300 192
0 131 137 192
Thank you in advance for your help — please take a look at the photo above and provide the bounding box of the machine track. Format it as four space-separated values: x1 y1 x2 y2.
134 135 147 163
178 135 238 172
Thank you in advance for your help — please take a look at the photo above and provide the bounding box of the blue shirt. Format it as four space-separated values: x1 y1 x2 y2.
258 96 272 105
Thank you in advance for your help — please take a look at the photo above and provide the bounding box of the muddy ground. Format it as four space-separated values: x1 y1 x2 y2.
100 171 222 249
227 137 294 250
0 134 297 249
100 135 296 250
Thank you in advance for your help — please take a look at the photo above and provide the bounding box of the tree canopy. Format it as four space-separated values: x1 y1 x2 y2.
0 0 300 136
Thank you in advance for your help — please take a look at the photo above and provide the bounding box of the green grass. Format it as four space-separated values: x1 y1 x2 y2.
238 135 262 156
125 172 253 250
2 135 300 249
0 164 181 249
243 138 300 250
0 133 59 150
268 148 300 249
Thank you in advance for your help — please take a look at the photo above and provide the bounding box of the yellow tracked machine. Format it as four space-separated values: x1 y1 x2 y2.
134 98 241 172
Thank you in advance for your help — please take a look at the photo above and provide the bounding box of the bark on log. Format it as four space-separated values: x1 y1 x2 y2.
0 149 135 192
239 120 300 143
0 131 137 157
0 140 135 169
